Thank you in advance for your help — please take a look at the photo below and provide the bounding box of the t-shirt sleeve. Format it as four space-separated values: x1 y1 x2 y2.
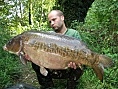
73 31 82 40
65 29 82 40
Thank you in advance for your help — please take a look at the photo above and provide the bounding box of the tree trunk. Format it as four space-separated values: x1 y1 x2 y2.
28 0 33 25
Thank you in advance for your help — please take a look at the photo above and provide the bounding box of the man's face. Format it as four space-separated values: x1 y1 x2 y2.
48 11 64 32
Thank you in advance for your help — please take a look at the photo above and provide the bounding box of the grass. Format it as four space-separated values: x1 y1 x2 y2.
78 67 118 89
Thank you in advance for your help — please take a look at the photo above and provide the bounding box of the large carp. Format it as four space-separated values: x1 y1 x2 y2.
3 30 113 82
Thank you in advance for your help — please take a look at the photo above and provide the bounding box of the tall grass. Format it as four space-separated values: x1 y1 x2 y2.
0 28 22 88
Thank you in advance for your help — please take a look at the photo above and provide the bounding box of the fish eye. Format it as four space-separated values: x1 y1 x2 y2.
8 40 13 45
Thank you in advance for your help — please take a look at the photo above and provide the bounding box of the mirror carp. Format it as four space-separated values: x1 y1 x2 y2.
3 30 113 82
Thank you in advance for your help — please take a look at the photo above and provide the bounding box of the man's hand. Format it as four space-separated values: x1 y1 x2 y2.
68 62 81 69
24 54 31 61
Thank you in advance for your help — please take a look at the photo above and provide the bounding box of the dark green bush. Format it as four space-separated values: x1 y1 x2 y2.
0 28 22 88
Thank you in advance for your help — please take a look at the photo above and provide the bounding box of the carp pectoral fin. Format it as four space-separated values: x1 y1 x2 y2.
19 52 27 65
92 64 104 82
40 66 48 76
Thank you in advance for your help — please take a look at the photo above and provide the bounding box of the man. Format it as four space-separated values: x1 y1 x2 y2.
32 10 83 89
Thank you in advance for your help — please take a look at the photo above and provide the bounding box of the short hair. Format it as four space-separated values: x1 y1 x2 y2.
55 10 64 16
49 10 64 16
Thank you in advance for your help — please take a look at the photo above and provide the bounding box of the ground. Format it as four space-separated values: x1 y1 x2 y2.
17 63 40 88
16 62 66 89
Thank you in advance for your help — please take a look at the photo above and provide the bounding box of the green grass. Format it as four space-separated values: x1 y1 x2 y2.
0 29 22 88
77 66 118 89
0 55 22 88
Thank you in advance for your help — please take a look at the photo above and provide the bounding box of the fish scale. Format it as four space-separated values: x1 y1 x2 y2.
29 40 87 62
3 30 113 82
25 32 87 59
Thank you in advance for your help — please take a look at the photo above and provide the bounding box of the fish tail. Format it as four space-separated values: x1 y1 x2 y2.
92 64 104 82
92 54 113 82
99 54 113 68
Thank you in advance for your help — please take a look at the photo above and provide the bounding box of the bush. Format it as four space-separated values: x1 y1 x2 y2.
0 28 22 88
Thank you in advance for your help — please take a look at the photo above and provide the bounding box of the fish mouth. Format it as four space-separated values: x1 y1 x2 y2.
3 45 8 51
3 45 18 55
3 45 27 65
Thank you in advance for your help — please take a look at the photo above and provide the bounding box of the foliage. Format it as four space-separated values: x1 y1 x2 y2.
0 0 118 89
83 0 118 55
70 0 118 88
0 28 22 88
0 0 55 88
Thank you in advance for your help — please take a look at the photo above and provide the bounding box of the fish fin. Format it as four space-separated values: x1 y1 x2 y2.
19 52 27 65
99 54 113 68
40 66 48 76
92 64 104 82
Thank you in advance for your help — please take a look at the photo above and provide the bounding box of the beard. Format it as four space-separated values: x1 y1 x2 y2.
53 25 63 33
